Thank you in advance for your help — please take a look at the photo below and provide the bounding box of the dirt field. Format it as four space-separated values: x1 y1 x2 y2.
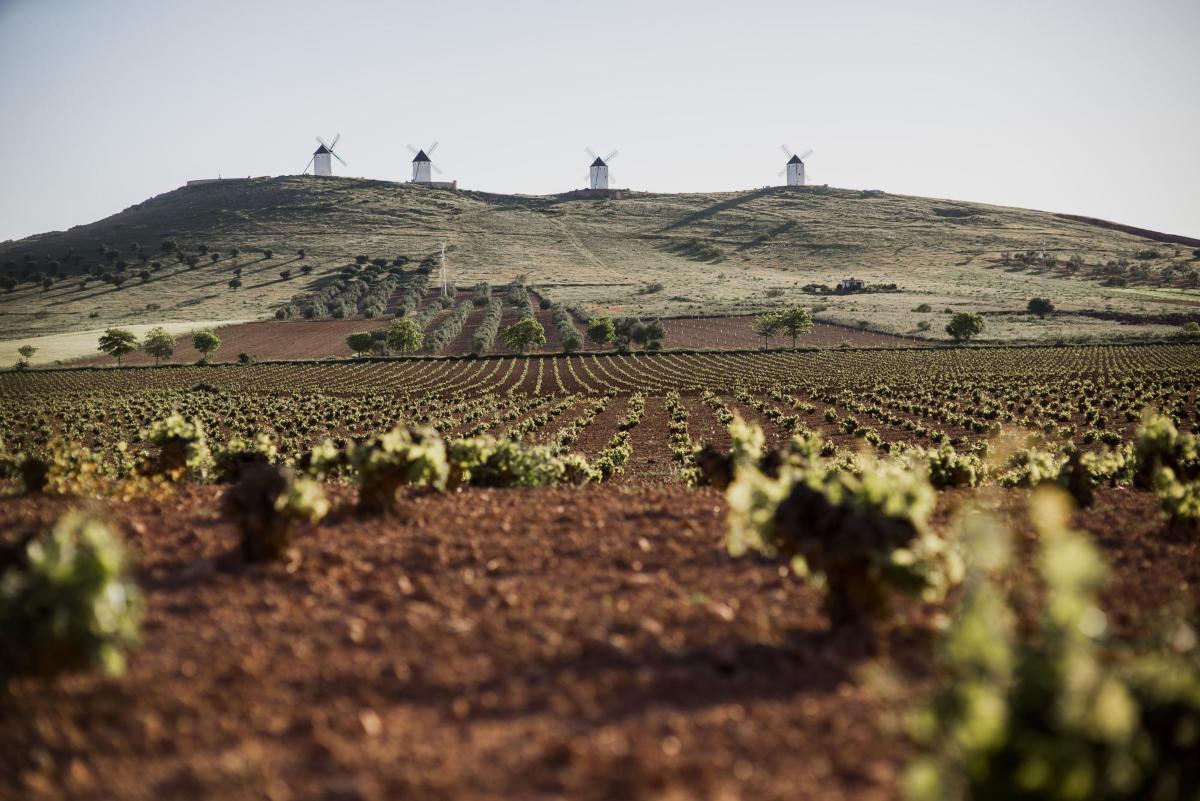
663 316 920 349
2 483 1193 801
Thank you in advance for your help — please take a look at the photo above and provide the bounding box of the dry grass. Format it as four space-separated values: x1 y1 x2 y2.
2 176 1197 344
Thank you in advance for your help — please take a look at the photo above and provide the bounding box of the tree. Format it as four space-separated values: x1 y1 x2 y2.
355 255 368 265
945 312 985 343
18 345 36 363
501 318 546 353
262 249 273 259
561 328 583 354
297 249 306 259
228 278 242 290
98 328 138 365
279 270 292 280
142 327 175 366
347 332 375 357
752 312 782 348
1027 297 1055 318
587 317 615 348
385 318 423 354
776 306 814 347
192 329 221 363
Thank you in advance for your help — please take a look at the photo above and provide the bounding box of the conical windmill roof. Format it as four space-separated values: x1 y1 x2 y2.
787 154 804 164
314 144 331 155
590 157 607 167
412 150 431 162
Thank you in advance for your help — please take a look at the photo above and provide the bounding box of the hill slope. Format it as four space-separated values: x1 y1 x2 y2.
2 177 1198 348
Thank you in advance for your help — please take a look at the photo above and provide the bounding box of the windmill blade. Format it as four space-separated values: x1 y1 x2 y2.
797 148 813 161
604 150 618 162
407 144 420 156
427 141 439 156
303 156 315 174
780 144 793 158
317 136 330 150
329 133 341 150
585 147 599 161
431 162 443 175
332 151 347 166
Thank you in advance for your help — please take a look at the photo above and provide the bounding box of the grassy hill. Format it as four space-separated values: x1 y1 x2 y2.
2 176 1198 357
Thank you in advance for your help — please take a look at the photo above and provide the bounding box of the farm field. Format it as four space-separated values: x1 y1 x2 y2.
2 343 1200 799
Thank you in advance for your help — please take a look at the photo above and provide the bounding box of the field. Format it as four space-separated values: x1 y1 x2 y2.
4 178 1200 361
2 343 1199 799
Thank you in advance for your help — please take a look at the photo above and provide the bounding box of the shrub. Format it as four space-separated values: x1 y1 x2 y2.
142 413 212 479
945 312 984 342
385 318 424 354
0 511 141 689
470 297 504 354
726 422 962 625
587 317 615 347
223 464 329 562
348 426 449 515
214 433 279 483
1027 297 1055 318
904 489 1200 801
447 436 596 489
347 331 374 357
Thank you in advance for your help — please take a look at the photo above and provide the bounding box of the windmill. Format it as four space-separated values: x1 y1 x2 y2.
586 147 618 190
304 135 346 177
779 145 813 187
407 142 442 183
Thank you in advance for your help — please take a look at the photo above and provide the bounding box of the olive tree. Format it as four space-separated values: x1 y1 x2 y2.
385 318 423 354
142 327 176 366
587 317 615 348
945 312 985 343
192 329 221 363
98 328 138 365
501 318 546 353
347 331 375 357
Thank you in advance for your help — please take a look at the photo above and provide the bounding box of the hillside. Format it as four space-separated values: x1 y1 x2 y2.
2 176 1198 359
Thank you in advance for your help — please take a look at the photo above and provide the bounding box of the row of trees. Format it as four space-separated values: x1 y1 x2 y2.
752 306 814 348
97 328 221 366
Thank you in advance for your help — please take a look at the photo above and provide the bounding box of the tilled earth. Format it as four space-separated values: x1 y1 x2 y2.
1 484 1197 801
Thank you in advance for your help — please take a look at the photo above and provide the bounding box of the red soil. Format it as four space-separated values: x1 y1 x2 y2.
0 484 1193 801
664 317 920 349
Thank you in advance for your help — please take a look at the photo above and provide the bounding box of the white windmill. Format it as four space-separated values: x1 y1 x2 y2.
407 142 442 183
586 147 618 190
304 135 346 176
779 145 813 187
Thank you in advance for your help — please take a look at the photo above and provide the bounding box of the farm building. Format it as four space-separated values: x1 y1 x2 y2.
837 278 865 291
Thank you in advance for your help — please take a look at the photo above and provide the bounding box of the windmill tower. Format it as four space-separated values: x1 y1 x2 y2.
304 135 346 176
586 147 618 190
780 145 813 187
407 142 442 183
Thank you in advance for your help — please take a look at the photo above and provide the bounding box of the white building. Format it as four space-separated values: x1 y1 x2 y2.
412 150 433 183
589 156 609 190
312 144 333 177
785 154 805 187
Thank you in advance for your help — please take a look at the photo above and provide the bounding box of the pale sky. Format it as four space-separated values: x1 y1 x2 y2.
1 0 1198 243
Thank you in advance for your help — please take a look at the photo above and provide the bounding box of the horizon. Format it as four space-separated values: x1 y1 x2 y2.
2 0 1198 242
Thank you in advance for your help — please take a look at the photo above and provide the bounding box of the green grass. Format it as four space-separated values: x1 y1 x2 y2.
2 176 1197 344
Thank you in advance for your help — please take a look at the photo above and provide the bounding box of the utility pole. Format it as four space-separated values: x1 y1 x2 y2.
440 242 448 298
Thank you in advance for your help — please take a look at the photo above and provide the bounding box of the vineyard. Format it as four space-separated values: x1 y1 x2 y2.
2 343 1199 800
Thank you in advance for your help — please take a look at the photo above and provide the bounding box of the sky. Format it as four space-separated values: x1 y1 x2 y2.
1 0 1198 242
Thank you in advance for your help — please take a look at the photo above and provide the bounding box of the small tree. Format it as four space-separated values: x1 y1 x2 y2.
945 312 985 343
17 345 36 367
587 317 615 348
297 249 306 259
279 270 292 280
98 328 138 365
776 306 814 347
501 318 547 353
228 278 242 290
1027 297 1055 318
347 332 375 357
142 327 175 366
752 312 782 348
192 329 221 364
262 249 273 259
385 318 423 354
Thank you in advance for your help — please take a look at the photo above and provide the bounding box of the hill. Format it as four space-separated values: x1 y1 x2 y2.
2 176 1198 362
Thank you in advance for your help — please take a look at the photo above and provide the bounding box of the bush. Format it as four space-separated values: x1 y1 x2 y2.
347 331 374 357
447 436 596 489
470 297 504 354
945 312 985 342
1027 297 1055 318
726 422 962 625
0 511 141 689
142 414 212 479
904 489 1200 801
214 433 278 483
348 426 449 515
223 464 329 562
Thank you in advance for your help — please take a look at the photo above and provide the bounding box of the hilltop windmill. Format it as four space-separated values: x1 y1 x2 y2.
586 147 618 190
304 135 346 176
779 145 813 187
407 142 443 183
